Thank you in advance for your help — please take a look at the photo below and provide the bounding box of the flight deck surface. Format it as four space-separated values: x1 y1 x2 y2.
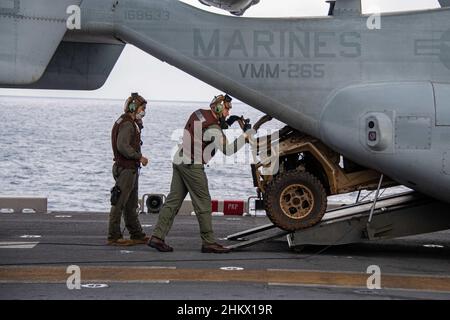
0 212 449 300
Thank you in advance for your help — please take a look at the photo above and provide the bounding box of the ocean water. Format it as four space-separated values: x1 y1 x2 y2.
0 96 408 212
0 96 285 211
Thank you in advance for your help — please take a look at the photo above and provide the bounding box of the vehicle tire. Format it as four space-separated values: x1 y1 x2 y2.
264 170 327 231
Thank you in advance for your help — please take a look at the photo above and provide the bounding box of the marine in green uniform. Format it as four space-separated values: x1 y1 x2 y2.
108 93 150 246
148 94 254 253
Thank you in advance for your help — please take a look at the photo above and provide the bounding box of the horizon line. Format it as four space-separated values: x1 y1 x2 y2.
0 94 250 105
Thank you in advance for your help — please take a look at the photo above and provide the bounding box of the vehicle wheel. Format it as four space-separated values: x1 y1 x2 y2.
264 170 327 231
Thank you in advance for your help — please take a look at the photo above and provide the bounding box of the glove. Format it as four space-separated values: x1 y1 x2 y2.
219 117 229 130
226 115 241 127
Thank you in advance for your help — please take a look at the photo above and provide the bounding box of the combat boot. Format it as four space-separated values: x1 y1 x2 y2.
201 243 232 254
130 236 151 245
107 238 134 246
148 236 174 252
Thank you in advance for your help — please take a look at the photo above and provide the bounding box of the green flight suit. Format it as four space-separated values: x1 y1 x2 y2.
108 120 146 241
152 124 248 245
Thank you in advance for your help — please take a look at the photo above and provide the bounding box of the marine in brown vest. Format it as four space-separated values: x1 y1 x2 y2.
108 93 150 246
149 94 254 253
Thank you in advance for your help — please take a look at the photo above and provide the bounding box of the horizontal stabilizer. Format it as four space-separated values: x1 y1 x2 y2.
3 41 125 90
0 0 82 85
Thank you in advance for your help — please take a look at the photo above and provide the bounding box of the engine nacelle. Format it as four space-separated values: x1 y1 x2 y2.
319 82 450 203
198 0 259 16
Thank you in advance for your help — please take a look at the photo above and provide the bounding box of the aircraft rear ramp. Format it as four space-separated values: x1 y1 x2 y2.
225 192 450 250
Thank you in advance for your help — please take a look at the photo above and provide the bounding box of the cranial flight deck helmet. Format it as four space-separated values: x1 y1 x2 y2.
210 94 233 115
125 92 147 113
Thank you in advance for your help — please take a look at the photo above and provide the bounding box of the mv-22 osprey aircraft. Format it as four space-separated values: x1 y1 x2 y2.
2 0 450 244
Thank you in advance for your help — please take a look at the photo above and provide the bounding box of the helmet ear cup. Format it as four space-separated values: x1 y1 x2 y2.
214 102 224 114
128 102 137 113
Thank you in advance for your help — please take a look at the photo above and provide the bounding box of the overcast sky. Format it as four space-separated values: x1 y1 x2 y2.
0 0 440 101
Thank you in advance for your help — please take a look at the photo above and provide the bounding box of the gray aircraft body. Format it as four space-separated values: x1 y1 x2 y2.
1 0 450 206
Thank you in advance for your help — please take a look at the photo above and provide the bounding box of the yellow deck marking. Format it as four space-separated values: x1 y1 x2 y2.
0 266 449 292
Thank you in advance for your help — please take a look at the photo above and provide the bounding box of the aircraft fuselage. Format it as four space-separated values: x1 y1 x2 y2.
2 0 450 203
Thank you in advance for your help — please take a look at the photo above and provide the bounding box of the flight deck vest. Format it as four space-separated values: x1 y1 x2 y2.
182 109 221 165
111 113 141 169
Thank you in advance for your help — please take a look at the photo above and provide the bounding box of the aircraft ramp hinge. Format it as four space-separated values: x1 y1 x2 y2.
364 223 394 240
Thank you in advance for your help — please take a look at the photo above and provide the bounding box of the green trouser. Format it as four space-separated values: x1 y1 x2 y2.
152 163 215 245
108 164 146 240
